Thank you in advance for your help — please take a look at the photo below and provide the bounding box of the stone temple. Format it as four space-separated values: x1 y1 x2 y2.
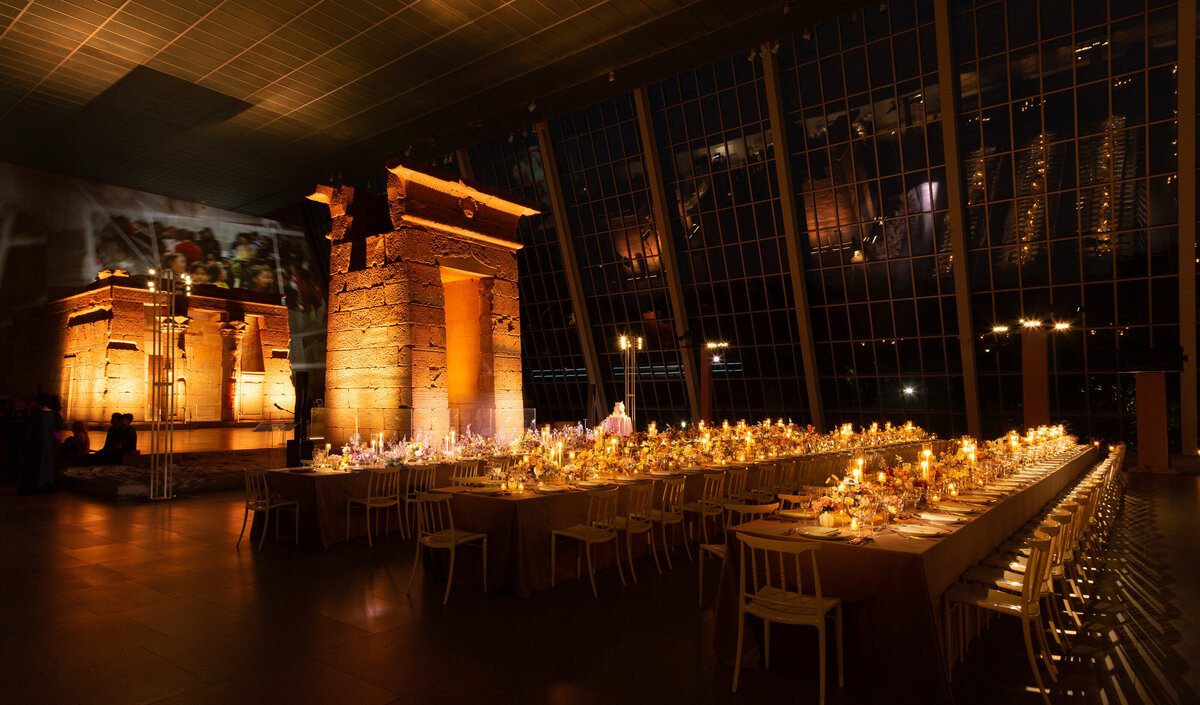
309 159 538 444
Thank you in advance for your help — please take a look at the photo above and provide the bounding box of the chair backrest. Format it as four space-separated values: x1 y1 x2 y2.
414 491 455 537
368 466 403 500
406 465 438 496
736 531 824 610
245 470 268 504
777 461 800 493
660 477 685 517
726 501 781 526
757 464 780 494
700 473 726 507
459 459 484 477
623 483 653 525
1021 536 1053 612
726 468 747 499
586 488 620 532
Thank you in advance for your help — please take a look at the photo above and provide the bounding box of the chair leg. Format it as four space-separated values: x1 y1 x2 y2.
682 518 693 561
366 506 374 547
586 542 598 597
612 539 626 587
764 620 771 668
443 545 456 605
944 601 954 680
649 529 661 574
625 531 637 584
731 613 746 692
259 508 270 550
1021 617 1052 705
236 507 249 548
835 605 844 687
1034 613 1058 682
817 623 826 705
407 541 422 594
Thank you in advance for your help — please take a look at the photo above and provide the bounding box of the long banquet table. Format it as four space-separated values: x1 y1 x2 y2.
256 461 460 548
429 438 952 597
711 444 1099 705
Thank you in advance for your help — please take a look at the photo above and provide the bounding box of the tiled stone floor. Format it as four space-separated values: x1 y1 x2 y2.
0 472 1195 705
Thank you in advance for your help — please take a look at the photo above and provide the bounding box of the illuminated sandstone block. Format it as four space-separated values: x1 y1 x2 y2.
311 159 537 442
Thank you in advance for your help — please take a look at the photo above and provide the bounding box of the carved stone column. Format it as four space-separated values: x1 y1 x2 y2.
219 321 247 422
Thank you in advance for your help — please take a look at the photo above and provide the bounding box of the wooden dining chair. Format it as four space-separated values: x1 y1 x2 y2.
406 492 487 604
725 467 750 503
237 470 299 550
731 532 844 704
346 466 403 546
699 501 780 607
944 536 1056 705
750 463 780 503
683 472 727 551
402 464 438 539
550 487 625 597
650 477 687 568
613 482 656 582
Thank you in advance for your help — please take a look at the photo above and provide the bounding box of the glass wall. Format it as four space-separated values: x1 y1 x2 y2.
466 133 589 424
647 55 811 423
953 0 1180 444
546 95 692 425
778 1 968 435
383 0 1191 448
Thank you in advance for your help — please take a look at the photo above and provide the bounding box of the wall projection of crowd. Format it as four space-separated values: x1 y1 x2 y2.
96 216 324 314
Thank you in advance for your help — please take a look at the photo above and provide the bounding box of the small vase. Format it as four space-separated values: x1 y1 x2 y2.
818 512 835 528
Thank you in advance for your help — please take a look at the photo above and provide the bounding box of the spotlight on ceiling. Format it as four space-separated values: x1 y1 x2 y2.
992 325 1009 333
1022 320 1042 328
1054 322 1070 331
903 386 915 395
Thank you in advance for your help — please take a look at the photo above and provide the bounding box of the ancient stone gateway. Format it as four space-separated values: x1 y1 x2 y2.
309 160 538 444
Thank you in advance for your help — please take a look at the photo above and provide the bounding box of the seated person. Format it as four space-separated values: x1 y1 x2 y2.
61 421 90 465
91 413 130 465
121 413 138 455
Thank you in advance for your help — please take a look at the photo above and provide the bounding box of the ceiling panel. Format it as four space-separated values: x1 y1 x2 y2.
0 0 870 216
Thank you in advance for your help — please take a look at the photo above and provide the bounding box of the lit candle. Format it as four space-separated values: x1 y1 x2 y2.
877 471 886 484
921 460 929 481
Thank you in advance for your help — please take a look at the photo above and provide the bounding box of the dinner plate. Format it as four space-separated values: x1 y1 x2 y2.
793 526 850 540
471 487 505 496
537 484 570 493
577 480 611 488
955 493 998 504
648 471 677 478
935 501 983 514
894 523 949 537
613 476 646 483
919 511 965 523
778 509 813 520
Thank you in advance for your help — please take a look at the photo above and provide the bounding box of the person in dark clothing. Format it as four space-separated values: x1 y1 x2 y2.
19 394 61 494
61 421 90 466
2 397 31 483
122 414 137 455
91 413 130 465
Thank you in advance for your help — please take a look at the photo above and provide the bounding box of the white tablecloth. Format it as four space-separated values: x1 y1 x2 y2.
600 416 633 436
